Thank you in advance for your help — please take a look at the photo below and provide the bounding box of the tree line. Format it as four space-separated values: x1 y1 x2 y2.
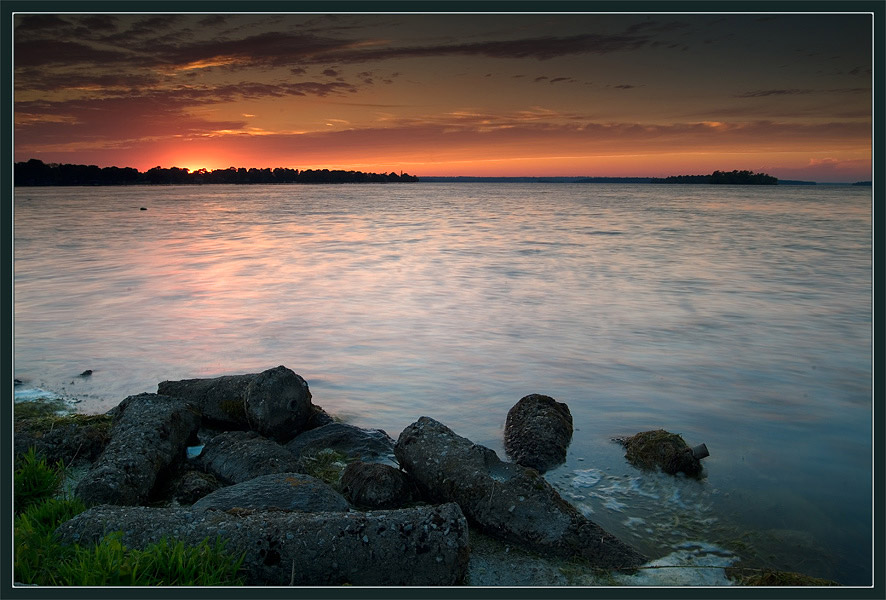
649 170 778 185
14 159 419 186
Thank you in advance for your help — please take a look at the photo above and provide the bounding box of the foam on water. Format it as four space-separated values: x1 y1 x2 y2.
615 541 737 586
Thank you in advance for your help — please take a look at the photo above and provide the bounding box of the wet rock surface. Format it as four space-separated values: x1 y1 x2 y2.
195 430 303 485
55 503 470 586
192 472 350 513
395 416 646 570
75 393 200 506
286 422 396 464
340 461 420 509
618 429 704 477
504 393 573 473
158 366 314 442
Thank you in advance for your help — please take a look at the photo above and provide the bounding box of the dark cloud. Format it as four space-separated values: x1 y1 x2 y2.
14 40 131 68
613 84 638 89
15 70 161 92
735 89 814 98
322 68 340 77
311 32 651 64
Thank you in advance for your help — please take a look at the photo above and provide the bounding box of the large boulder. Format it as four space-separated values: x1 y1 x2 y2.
192 472 350 513
618 429 705 477
75 394 200 506
503 394 573 473
286 422 396 465
157 366 315 442
395 417 646 570
340 462 420 509
55 503 470 586
195 430 302 485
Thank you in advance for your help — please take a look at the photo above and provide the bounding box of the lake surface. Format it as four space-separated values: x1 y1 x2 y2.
13 183 872 585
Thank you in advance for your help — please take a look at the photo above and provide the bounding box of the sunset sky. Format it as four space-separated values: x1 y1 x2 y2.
13 11 873 181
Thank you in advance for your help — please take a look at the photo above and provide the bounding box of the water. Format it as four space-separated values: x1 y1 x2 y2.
13 183 872 585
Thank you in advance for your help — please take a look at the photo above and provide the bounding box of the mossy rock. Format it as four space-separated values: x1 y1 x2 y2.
619 429 703 477
14 401 113 466
725 567 840 586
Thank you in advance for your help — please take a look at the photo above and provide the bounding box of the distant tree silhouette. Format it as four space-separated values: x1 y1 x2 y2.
651 170 777 184
14 159 419 186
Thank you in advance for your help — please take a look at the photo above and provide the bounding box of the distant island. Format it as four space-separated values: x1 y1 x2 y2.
14 159 419 186
425 171 815 185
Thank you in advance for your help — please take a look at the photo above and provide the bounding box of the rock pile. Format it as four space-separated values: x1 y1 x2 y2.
18 366 652 585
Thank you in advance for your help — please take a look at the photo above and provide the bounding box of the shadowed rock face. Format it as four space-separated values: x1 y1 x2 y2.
55 503 471 586
195 430 303 485
340 462 420 509
504 394 573 473
157 366 314 443
395 416 646 570
75 393 200 506
286 422 396 465
192 472 350 513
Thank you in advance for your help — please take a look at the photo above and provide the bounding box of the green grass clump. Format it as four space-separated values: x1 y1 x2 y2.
14 397 72 419
52 534 246 586
15 448 65 514
13 446 246 586
300 448 352 488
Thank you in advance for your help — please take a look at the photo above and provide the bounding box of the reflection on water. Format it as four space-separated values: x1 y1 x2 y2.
13 183 872 584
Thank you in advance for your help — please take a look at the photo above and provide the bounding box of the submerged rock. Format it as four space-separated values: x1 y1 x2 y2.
195 430 302 485
286 422 396 465
340 461 420 509
395 416 646 570
618 429 705 477
157 366 315 442
192 472 350 513
55 503 470 585
503 394 573 473
75 393 200 506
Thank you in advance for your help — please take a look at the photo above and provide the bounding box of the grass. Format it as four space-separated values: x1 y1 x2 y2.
15 447 65 515
13 446 246 586
299 448 353 488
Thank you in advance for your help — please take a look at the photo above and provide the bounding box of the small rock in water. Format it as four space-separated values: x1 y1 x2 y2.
79 370 93 377
140 207 147 211
503 394 573 473
14 379 23 386
618 429 706 477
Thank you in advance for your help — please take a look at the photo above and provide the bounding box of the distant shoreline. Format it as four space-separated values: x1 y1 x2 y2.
14 160 869 186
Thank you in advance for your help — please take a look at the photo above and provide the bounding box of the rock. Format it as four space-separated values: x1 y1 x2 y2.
75 394 200 506
286 422 396 465
618 429 704 477
78 369 93 377
504 394 573 473
340 462 420 509
395 417 646 570
195 430 303 485
192 472 350 513
55 503 470 586
169 469 222 505
157 366 314 442
14 413 113 467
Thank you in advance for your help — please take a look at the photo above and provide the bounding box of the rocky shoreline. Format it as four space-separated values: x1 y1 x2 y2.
16 365 655 586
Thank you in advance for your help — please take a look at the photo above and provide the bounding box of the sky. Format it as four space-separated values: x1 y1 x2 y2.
13 11 873 182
